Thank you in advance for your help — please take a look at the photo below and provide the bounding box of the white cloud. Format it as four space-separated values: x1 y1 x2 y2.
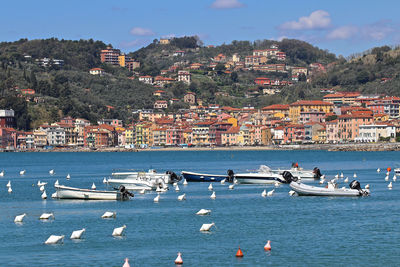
210 0 244 9
327 26 358 40
130 27 154 36
279 10 331 30
119 39 150 48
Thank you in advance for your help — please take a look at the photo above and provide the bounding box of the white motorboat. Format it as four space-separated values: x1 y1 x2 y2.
289 180 369 197
233 167 285 184
107 169 179 190
54 184 133 200
261 164 321 180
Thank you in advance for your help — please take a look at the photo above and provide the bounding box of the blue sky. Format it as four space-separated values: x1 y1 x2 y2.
2 0 400 56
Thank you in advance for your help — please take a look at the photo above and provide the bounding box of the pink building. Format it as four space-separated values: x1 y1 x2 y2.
326 120 339 143
283 124 305 143
166 128 184 146
338 113 373 141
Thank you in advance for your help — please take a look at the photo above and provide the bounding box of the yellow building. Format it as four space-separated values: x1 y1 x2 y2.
125 127 135 145
160 38 170 45
289 100 333 123
118 55 126 67
227 117 238 127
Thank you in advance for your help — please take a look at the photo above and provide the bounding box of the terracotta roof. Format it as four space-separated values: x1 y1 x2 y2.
224 126 240 134
262 104 289 110
290 100 333 106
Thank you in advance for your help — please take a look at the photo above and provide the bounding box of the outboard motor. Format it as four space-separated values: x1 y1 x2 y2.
349 180 369 196
227 169 234 183
119 185 134 199
166 171 180 183
313 167 322 179
282 171 298 184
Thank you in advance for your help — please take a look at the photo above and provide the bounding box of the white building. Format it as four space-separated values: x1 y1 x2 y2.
178 71 191 84
42 125 66 146
356 124 396 142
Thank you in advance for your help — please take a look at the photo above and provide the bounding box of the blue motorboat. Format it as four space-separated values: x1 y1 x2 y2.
181 170 234 182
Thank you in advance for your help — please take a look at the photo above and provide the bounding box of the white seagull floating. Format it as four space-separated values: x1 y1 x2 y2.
45 235 64 244
353 173 357 178
14 213 27 223
233 178 238 185
39 213 54 220
393 175 397 182
123 258 130 267
319 179 325 184
377 168 380 173
344 177 349 183
261 189 267 197
70 228 86 239
388 182 393 189
228 184 235 190
54 180 59 186
139 189 146 194
210 191 216 199
102 211 116 219
41 191 47 199
177 193 186 201
8 187 12 193
20 170 26 175
267 189 274 197
289 190 296 196
220 179 226 185
49 170 55 175
40 185 45 192
112 225 126 236
208 184 213 191
340 173 344 178
274 181 280 187
200 223 215 232
334 174 339 179
196 209 211 215
173 182 178 187
154 194 160 203
175 185 180 192
103 177 107 184
66 174 71 180
6 180 11 188
37 181 47 187
365 184 370 189
183 179 188 185
91 183 96 190
0 170 5 177
385 175 389 181
51 192 58 198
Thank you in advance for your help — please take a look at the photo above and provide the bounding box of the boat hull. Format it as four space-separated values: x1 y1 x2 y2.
235 173 284 184
181 171 227 182
107 179 154 190
290 181 362 197
55 185 129 200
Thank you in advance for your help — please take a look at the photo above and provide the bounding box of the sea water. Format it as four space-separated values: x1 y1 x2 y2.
0 150 399 266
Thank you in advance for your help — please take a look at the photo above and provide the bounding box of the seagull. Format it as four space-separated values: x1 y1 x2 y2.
261 189 267 197
208 183 213 191
220 179 226 185
178 193 186 201
102 211 116 219
340 173 344 178
388 182 393 189
228 184 235 190
386 171 390 176
39 213 54 220
139 189 146 194
70 228 86 239
393 175 397 182
123 258 131 267
112 225 126 236
6 180 11 188
334 174 339 179
196 209 211 215
41 191 47 199
39 185 45 192
91 183 96 190
200 222 215 231
377 168 380 173
233 178 238 185
51 192 58 198
274 181 280 187
319 179 325 184
344 177 349 183
154 194 160 203
37 181 47 187
14 213 27 223
20 170 26 176
353 173 357 178
183 179 188 185
66 174 70 180
8 187 12 193
385 175 389 181
175 185 180 192
289 190 296 196
103 177 107 184
45 235 64 244
173 182 178 187
320 175 325 179
365 184 370 189
267 189 274 197
54 180 59 186
49 170 55 175
0 170 4 177
210 191 216 199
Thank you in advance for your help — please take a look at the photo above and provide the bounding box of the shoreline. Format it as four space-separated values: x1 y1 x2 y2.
7 142 400 152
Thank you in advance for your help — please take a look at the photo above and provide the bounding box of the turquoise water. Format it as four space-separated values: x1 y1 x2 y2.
0 150 400 266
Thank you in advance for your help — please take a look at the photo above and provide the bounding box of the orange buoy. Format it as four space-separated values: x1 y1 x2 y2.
264 240 271 251
236 247 244 257
122 258 130 267
387 167 392 172
175 252 183 265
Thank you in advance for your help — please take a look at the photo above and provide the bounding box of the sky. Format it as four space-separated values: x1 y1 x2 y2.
2 0 400 57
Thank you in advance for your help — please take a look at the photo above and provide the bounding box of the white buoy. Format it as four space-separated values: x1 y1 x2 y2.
139 189 146 194
200 222 215 231
112 225 126 236
353 173 357 178
196 209 211 215
6 181 11 188
45 235 64 244
267 189 274 197
365 184 370 189
289 190 296 196
208 183 213 191
39 213 54 220
393 175 397 182
385 175 389 181
70 228 86 239
261 189 267 197
8 187 12 193
91 183 96 190
183 179 188 185
41 191 47 199
20 170 25 175
344 177 349 183
49 169 55 175
220 179 226 185
210 191 216 199
175 185 180 192
54 180 59 186
0 170 4 177
40 185 45 192
228 184 234 190
102 211 116 219
14 213 26 223
154 194 160 203
66 174 70 180
178 193 186 201
103 177 107 184
388 182 393 189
